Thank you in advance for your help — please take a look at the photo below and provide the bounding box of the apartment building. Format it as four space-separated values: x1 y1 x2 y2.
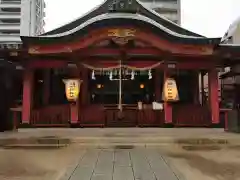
140 0 181 24
0 0 45 44
219 17 240 107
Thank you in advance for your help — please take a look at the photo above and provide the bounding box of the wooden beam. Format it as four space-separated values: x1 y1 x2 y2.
76 47 163 57
27 27 214 56
28 60 67 69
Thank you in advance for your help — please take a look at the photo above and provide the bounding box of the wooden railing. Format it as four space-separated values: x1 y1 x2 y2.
31 105 70 126
80 105 105 127
138 105 164 127
173 104 211 127
80 104 164 127
104 105 138 127
30 104 213 127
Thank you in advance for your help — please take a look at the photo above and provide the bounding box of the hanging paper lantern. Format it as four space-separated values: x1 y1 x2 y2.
163 78 179 102
63 79 82 101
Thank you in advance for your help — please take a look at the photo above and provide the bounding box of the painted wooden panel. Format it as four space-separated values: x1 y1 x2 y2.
105 107 138 127
80 104 164 127
138 109 165 127
31 105 70 126
80 105 105 127
173 104 211 127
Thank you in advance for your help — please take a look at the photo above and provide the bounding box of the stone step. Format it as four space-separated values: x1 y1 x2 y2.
2 143 69 149
1 137 240 147
0 137 71 146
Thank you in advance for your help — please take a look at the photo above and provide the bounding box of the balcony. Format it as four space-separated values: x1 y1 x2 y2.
0 13 21 20
0 34 21 42
0 3 20 9
141 1 178 10
0 23 20 30
0 0 21 5
157 12 179 21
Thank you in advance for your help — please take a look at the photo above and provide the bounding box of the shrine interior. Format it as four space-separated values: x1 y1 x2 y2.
23 68 199 109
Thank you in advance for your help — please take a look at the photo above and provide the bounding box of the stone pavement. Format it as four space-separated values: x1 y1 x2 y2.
60 147 179 180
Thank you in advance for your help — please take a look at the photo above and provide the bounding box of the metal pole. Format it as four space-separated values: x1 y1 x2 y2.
118 59 122 111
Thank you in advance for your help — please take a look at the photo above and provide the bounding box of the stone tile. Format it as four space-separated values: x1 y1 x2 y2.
66 148 179 180
69 166 93 180
69 149 99 180
94 163 113 175
94 150 114 175
113 166 134 180
98 150 114 164
130 149 156 180
91 174 112 180
80 149 100 167
114 150 131 167
145 149 178 180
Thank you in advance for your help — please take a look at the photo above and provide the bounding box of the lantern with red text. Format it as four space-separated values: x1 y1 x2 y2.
63 79 82 101
163 78 179 102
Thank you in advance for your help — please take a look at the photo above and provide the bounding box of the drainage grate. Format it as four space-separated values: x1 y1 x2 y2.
182 145 221 151
114 145 135 149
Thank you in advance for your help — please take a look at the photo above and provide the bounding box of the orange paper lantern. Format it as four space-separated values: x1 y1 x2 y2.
163 78 179 102
63 79 82 101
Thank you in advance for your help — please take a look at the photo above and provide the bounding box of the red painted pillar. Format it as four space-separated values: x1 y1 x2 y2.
22 69 34 124
164 71 173 124
70 102 79 124
208 69 219 124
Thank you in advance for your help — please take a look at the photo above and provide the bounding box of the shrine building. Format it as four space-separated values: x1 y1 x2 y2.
6 0 240 128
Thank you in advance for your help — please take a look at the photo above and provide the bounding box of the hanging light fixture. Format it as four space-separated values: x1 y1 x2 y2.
148 69 152 79
63 79 82 102
109 71 113 81
91 70 96 80
163 78 179 102
131 70 135 80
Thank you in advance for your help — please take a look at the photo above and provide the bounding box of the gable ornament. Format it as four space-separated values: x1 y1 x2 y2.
108 0 136 12
108 28 136 45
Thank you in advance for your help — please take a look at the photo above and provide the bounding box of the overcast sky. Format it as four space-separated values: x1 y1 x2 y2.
44 0 240 38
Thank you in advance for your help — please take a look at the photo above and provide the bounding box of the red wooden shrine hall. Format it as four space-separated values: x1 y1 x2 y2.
8 0 240 128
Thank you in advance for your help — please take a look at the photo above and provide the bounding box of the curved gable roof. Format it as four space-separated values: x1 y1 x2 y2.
22 13 220 45
42 0 203 38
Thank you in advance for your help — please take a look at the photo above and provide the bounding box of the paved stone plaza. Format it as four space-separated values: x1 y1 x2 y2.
62 148 178 180
1 128 240 180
